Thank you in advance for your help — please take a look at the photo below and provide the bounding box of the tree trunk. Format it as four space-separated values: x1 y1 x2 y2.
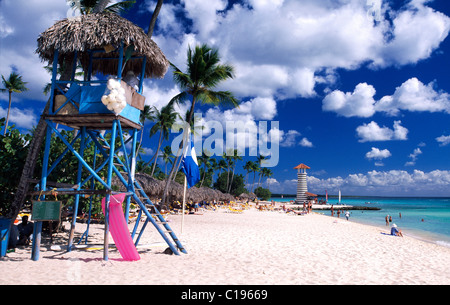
8 59 75 222
161 99 195 209
147 0 164 37
150 130 163 176
7 100 50 221
171 152 182 182
3 91 12 136
228 164 236 194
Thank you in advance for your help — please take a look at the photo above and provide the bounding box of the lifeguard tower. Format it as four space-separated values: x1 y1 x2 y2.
294 163 310 204
32 13 186 261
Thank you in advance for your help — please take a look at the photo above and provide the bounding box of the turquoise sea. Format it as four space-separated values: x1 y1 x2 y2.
271 196 450 248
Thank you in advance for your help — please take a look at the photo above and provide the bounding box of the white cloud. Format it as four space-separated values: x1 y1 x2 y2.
356 120 408 142
0 0 68 103
299 137 314 148
181 0 227 40
365 147 392 160
234 97 277 121
140 147 154 156
142 81 182 112
148 0 450 102
322 82 376 118
405 147 423 166
436 135 450 146
323 78 450 118
298 169 450 196
376 1 450 67
0 106 38 130
376 78 450 115
279 130 301 148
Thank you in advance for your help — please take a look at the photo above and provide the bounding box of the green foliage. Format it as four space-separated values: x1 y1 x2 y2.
214 172 246 196
0 122 121 217
254 186 271 201
0 119 32 215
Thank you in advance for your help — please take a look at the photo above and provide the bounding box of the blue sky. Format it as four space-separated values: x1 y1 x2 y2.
1 0 450 196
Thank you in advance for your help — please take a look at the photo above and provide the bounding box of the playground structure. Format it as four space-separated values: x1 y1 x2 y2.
30 13 186 261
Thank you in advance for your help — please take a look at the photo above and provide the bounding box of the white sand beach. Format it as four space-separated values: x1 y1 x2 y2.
1 206 450 285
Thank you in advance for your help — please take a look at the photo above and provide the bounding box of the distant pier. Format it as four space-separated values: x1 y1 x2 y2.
284 204 381 211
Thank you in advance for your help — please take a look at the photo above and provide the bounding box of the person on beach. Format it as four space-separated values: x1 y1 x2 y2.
337 209 341 218
345 211 350 221
390 224 403 237
331 205 334 216
17 215 33 245
385 215 389 226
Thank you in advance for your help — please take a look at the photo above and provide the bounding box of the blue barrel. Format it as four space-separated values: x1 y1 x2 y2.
0 218 11 257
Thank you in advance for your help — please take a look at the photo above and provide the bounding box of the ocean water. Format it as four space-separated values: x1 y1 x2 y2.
271 196 450 248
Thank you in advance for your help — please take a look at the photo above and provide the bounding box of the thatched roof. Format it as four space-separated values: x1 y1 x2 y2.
36 13 169 79
112 173 235 203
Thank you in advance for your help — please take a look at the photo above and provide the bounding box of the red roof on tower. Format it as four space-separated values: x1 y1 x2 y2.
293 163 310 169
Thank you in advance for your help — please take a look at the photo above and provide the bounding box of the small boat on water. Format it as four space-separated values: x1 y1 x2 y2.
365 202 378 204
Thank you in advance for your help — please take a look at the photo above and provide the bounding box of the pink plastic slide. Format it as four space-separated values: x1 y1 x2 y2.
101 193 140 261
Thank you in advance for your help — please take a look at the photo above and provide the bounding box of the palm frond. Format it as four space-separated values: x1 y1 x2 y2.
197 90 239 108
169 91 190 105
105 0 136 14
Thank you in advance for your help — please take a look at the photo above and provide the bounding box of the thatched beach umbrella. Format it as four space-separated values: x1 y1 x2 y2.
239 193 249 199
36 12 169 79
248 192 257 201
113 172 236 204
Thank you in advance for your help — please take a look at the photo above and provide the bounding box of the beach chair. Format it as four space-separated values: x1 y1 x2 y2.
227 206 243 213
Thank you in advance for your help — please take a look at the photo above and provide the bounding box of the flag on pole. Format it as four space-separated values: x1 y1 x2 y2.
181 134 200 188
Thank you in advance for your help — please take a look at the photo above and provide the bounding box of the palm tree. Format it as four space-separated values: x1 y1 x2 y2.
227 149 242 194
243 161 253 187
222 151 233 192
91 0 163 38
261 167 273 188
209 157 218 186
161 44 239 207
256 154 268 188
170 44 238 125
250 161 260 192
1 72 29 136
217 159 227 178
147 0 164 37
198 151 211 187
161 145 174 176
150 102 179 176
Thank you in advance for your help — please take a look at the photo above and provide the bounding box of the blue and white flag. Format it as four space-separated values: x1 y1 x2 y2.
181 134 200 188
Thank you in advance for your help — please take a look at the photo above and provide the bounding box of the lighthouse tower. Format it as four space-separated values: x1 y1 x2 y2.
294 163 310 204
